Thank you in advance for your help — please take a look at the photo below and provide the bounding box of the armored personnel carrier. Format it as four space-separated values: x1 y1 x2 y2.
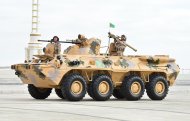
11 34 180 101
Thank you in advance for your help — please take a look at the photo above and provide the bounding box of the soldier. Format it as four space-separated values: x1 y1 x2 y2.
74 34 88 46
64 34 101 55
44 36 61 57
108 32 127 56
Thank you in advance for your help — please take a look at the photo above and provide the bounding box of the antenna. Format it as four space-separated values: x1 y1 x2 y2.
25 0 43 62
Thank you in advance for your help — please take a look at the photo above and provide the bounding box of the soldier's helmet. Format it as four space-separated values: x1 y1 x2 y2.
51 36 59 42
78 34 86 40
121 35 126 41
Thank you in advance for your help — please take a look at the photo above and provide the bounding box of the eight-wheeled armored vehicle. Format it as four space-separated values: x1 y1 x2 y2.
11 35 180 101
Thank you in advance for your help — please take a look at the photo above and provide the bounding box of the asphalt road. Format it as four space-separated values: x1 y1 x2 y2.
0 69 190 121
0 85 190 121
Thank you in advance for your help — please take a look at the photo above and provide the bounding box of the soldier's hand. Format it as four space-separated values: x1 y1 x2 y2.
108 32 111 38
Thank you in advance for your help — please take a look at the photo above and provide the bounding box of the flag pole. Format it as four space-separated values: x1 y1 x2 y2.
106 24 111 55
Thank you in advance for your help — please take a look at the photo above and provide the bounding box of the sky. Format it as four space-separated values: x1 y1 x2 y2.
0 0 189 69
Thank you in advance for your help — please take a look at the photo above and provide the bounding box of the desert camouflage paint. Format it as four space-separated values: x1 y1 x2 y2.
11 37 180 88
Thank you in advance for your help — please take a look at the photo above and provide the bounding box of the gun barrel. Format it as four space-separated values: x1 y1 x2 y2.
66 39 75 42
38 40 81 44
60 41 81 44
125 43 137 52
38 40 51 42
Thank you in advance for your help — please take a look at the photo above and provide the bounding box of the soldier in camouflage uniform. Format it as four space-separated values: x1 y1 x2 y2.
64 34 101 55
44 36 61 57
74 34 88 46
108 32 127 56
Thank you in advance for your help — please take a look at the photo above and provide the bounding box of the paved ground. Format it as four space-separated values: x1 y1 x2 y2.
0 69 190 121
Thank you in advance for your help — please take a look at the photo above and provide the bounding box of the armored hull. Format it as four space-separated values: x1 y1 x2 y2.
11 54 179 101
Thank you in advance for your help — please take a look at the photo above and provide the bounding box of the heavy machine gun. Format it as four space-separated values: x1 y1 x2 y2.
38 40 81 44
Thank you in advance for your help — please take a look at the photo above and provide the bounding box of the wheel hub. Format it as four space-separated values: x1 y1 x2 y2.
131 82 141 94
155 81 165 94
98 81 109 95
71 80 83 94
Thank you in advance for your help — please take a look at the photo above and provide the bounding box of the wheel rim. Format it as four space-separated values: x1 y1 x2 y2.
130 82 141 94
71 80 83 95
155 81 165 94
98 81 110 95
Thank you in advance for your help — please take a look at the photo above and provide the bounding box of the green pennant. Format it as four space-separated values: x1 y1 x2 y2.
109 23 115 28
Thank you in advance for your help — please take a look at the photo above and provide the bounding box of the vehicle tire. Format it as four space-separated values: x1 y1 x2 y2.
121 76 145 101
61 73 87 101
146 75 169 100
55 89 65 99
87 85 93 98
113 75 133 99
28 84 52 99
90 75 113 101
87 74 103 98
113 89 124 99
